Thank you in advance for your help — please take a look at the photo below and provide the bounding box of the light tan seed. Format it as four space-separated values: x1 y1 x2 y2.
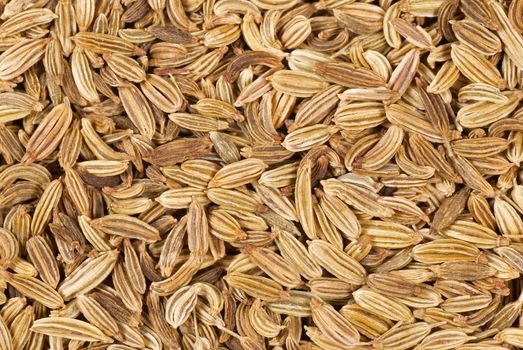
0 38 48 81
140 74 185 114
314 61 387 89
456 90 522 128
308 239 366 285
322 179 394 218
352 286 415 323
391 18 434 50
31 317 113 343
208 159 267 189
71 47 100 103
118 83 156 140
412 239 484 264
73 31 144 56
386 103 445 143
76 294 120 338
333 3 384 35
90 214 161 242
267 70 328 97
243 245 302 288
310 298 360 347
57 250 119 300
103 53 146 83
165 284 199 328
224 272 284 302
360 220 422 249
451 43 506 89
22 99 73 163
316 189 360 240
340 303 391 340
294 159 316 239
26 236 60 288
355 125 404 170
452 19 502 56
374 322 435 350
489 1 523 69
273 228 323 280
248 298 285 338
4 272 64 309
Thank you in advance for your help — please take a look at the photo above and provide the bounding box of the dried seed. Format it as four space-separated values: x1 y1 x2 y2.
90 215 161 242
308 239 366 285
352 286 415 323
58 250 119 300
31 317 113 343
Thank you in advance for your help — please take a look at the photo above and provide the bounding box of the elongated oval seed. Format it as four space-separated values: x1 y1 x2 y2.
31 317 113 343
118 83 156 140
310 298 360 346
282 124 339 152
73 32 144 56
268 70 329 97
76 294 120 338
58 250 119 300
451 43 506 89
140 74 184 113
360 220 422 249
5 273 64 309
224 272 284 301
242 244 302 288
90 215 161 242
308 239 366 285
26 236 60 288
248 298 285 338
375 322 433 350
416 329 474 350
0 38 48 80
352 287 415 323
274 228 323 280
412 239 483 264
22 99 73 163
208 159 268 189
165 285 199 328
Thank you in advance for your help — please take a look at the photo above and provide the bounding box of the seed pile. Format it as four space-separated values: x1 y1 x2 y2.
2 0 523 349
